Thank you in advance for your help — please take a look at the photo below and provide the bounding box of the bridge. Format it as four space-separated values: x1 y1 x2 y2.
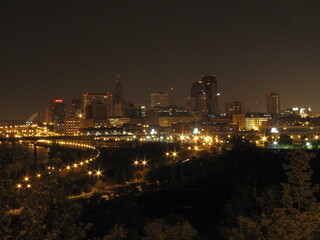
0 134 134 142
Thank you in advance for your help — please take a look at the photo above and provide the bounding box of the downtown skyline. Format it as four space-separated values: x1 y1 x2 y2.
1 0 320 119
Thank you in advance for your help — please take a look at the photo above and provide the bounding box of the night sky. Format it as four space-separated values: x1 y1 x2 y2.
1 0 320 119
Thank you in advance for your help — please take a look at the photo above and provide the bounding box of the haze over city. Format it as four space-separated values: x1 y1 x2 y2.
3 1 320 240
1 0 320 119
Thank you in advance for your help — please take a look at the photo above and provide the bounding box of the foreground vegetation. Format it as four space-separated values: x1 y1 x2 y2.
2 142 320 239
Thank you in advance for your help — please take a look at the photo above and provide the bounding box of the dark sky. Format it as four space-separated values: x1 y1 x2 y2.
1 0 320 119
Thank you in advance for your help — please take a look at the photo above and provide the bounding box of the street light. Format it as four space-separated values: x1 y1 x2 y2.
171 151 178 163
133 160 139 166
141 159 148 167
96 170 102 181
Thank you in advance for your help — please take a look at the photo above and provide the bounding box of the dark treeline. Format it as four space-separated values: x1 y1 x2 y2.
95 143 182 184
81 144 320 239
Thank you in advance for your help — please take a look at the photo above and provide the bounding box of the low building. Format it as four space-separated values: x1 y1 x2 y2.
64 116 81 136
233 114 245 130
158 115 199 127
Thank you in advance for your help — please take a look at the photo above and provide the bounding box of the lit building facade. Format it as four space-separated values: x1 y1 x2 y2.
0 124 54 138
64 116 81 135
245 117 270 131
158 115 199 127
225 101 246 115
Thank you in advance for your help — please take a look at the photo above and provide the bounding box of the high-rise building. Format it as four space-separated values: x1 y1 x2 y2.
45 99 66 124
151 92 170 107
190 75 219 116
114 74 123 104
114 99 139 117
83 93 113 119
267 93 280 114
225 101 246 115
196 93 208 117
71 96 82 115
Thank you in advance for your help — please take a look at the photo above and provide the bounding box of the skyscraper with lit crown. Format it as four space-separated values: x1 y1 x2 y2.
45 99 66 124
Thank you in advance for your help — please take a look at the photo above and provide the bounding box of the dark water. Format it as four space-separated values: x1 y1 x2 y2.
0 141 49 168
26 143 49 167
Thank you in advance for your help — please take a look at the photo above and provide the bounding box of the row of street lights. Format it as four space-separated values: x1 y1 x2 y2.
16 141 101 189
133 159 148 169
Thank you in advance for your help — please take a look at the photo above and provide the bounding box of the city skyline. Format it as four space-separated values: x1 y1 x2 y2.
1 0 320 119
2 2 320 239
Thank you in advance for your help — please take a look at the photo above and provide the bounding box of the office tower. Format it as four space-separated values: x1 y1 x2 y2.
114 99 139 117
45 99 66 124
71 96 81 115
83 93 113 119
151 92 170 107
196 92 208 116
114 74 123 104
225 101 246 115
190 75 219 116
267 93 280 114
64 115 81 135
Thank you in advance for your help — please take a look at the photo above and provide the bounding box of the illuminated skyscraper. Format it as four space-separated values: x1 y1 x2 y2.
191 75 219 116
114 74 123 104
45 100 66 124
267 93 280 114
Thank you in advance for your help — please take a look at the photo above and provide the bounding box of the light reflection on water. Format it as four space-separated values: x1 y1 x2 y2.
26 144 49 167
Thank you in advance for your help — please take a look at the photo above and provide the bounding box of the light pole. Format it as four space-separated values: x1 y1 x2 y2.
141 159 148 169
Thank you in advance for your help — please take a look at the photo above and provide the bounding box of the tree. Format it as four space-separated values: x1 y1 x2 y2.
143 218 197 240
94 180 106 191
16 173 89 240
278 134 293 146
103 224 127 240
230 150 320 240
0 143 28 240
